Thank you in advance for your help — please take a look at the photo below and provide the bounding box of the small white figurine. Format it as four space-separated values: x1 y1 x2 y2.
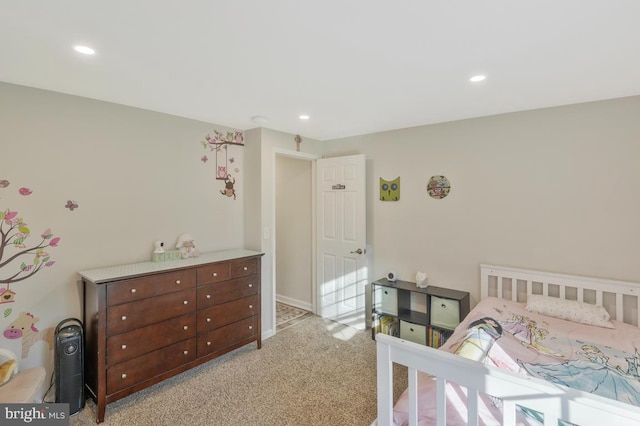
153 240 165 254
416 272 428 288
176 233 199 259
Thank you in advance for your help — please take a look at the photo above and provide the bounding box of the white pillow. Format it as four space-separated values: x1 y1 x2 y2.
525 294 614 329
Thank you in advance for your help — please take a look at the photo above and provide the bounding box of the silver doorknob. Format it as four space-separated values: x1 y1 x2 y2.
350 248 364 255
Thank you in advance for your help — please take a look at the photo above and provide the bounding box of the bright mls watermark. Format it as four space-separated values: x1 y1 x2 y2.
1 404 69 425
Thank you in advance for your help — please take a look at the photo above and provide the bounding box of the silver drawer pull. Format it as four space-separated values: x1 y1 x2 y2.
121 316 127 321
121 373 127 379
130 288 136 293
248 284 253 288
206 294 211 299
183 325 188 330
206 318 211 323
183 350 188 355
249 304 253 309
183 300 188 305
207 341 211 346
121 344 127 350
249 326 253 330
243 266 248 271
212 272 218 277
176 280 181 284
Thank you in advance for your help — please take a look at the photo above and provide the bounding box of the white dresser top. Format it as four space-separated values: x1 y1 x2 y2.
78 249 263 284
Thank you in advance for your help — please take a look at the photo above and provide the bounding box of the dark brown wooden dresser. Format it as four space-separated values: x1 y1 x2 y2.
79 249 263 423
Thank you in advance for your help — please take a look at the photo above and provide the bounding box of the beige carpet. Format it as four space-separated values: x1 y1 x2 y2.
71 315 408 426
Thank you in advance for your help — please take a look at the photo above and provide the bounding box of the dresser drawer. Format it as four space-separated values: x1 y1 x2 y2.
107 289 196 335
197 295 258 332
196 277 258 309
107 338 196 394
107 314 196 365
196 262 230 285
197 316 257 357
107 276 155 306
230 258 258 278
155 269 196 295
106 269 196 306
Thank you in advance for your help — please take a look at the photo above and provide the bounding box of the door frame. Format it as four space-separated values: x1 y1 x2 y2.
271 147 321 334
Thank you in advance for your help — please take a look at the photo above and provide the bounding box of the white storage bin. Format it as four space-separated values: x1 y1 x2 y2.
400 321 426 345
375 286 398 316
430 295 461 330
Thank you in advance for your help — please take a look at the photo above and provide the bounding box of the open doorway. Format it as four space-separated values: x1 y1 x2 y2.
275 155 314 328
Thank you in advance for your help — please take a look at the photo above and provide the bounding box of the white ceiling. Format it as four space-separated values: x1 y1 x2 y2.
2 1 639 141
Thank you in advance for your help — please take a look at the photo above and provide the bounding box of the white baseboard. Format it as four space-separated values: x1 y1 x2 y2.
276 294 312 312
262 328 275 341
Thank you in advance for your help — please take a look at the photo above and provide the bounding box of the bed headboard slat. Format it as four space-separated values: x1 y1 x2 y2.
481 264 640 327
615 293 624 322
510 277 517 302
596 291 603 306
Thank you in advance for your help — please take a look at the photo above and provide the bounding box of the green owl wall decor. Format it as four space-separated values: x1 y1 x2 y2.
380 177 400 201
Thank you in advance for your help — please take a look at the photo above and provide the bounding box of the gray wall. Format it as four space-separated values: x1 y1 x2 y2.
322 96 640 304
0 82 245 371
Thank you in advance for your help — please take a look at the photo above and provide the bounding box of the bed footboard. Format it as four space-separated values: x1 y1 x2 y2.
376 333 640 426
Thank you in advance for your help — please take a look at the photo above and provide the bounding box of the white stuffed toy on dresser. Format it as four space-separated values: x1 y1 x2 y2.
176 233 199 259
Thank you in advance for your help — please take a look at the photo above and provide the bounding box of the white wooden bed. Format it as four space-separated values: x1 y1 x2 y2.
375 264 640 426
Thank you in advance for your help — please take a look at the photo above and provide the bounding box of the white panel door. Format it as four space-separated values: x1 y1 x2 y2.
316 154 366 330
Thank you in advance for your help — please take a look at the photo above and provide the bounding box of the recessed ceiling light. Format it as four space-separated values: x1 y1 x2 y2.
74 45 95 55
251 115 269 125
469 75 486 82
299 114 310 120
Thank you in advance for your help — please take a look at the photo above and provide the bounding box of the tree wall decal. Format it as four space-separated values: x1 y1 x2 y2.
0 209 60 300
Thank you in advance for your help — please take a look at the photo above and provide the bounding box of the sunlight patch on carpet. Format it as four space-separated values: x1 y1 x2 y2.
332 326 358 341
